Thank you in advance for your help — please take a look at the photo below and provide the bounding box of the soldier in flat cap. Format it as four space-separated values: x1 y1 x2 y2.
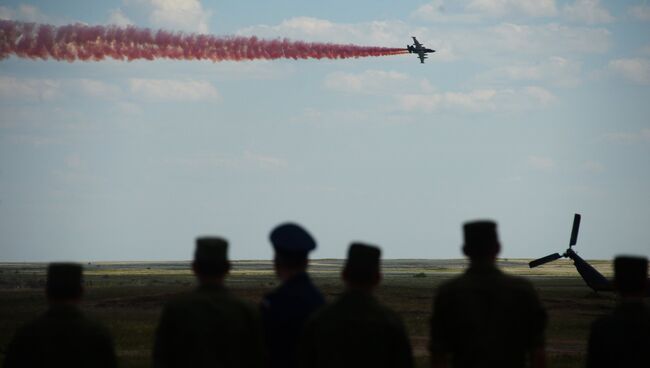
261 223 325 368
153 237 265 368
429 221 547 368
4 263 116 368
297 243 413 368
586 256 650 368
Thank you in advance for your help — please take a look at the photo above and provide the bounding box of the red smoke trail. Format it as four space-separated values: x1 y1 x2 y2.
0 20 407 62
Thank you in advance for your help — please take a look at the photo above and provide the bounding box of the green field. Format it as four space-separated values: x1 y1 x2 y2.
0 259 617 367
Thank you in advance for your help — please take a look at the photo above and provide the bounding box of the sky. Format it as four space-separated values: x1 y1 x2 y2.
0 0 649 262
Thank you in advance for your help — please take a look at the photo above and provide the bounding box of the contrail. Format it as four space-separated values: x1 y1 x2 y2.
0 20 407 62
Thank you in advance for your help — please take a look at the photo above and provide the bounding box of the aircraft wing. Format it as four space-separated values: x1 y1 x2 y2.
412 37 422 47
418 53 426 63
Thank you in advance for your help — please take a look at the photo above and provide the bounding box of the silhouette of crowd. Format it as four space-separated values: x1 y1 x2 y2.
3 221 649 368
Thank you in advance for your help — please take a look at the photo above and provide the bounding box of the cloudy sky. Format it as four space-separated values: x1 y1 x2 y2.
1 0 649 262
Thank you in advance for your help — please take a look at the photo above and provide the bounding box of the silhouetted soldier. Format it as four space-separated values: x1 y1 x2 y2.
429 221 547 368
298 243 413 368
261 223 326 368
586 256 650 368
4 263 116 368
153 237 264 368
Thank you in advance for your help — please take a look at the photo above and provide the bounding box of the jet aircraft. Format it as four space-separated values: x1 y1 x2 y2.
407 37 435 64
529 213 649 296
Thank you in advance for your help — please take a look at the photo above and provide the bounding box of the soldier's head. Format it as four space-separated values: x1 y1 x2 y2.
342 243 382 291
192 237 231 283
46 263 83 303
614 256 648 297
270 223 316 281
462 220 501 262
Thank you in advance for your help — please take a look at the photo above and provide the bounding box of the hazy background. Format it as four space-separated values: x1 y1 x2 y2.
1 0 649 261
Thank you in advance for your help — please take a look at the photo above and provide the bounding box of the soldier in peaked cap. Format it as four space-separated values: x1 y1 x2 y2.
429 221 547 368
586 256 650 368
297 243 413 368
4 263 117 368
153 237 265 368
261 223 325 368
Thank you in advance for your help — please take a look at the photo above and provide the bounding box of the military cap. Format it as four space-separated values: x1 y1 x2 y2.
270 223 316 255
345 242 381 275
614 256 648 293
46 263 83 299
463 220 499 246
195 237 229 264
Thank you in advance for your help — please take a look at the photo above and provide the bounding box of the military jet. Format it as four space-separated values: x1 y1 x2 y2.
529 213 649 296
407 37 435 64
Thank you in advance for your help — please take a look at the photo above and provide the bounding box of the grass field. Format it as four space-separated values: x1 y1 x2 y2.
0 259 617 367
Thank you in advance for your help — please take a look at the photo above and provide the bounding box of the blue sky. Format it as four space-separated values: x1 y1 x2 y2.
1 0 649 262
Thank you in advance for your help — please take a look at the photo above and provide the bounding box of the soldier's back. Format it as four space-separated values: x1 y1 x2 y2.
587 301 650 368
299 290 413 368
430 265 546 368
262 272 325 368
153 284 264 368
4 304 116 368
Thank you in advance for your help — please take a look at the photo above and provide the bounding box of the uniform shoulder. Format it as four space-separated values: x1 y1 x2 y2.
500 272 536 288
375 302 406 328
435 274 467 294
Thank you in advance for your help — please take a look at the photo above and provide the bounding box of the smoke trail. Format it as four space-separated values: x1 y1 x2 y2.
0 20 407 62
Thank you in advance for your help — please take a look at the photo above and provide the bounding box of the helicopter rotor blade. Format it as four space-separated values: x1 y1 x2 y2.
569 213 581 246
529 253 563 268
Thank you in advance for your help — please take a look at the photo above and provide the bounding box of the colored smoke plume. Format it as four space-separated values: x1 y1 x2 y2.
0 20 407 62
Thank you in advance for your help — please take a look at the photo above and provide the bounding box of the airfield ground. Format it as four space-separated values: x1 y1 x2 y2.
0 259 617 367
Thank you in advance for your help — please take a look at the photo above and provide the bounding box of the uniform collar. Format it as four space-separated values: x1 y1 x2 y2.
284 271 310 285
197 283 226 292
616 298 648 312
341 289 376 303
46 303 83 318
466 262 501 275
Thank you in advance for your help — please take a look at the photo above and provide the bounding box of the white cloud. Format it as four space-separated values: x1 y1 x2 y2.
400 89 493 112
129 79 220 101
76 79 122 99
0 4 53 23
628 4 650 21
563 0 614 24
164 151 288 170
107 8 134 26
605 129 650 144
412 1 482 23
524 86 556 105
0 76 61 101
127 0 212 33
486 23 610 55
478 56 582 87
398 86 555 113
526 156 555 171
65 154 87 170
640 45 650 57
608 58 650 85
7 134 62 147
238 17 412 47
243 151 289 170
582 160 604 173
324 70 410 94
466 0 557 17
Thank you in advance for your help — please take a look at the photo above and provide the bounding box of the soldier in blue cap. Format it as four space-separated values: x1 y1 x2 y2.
4 263 116 368
261 223 326 368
